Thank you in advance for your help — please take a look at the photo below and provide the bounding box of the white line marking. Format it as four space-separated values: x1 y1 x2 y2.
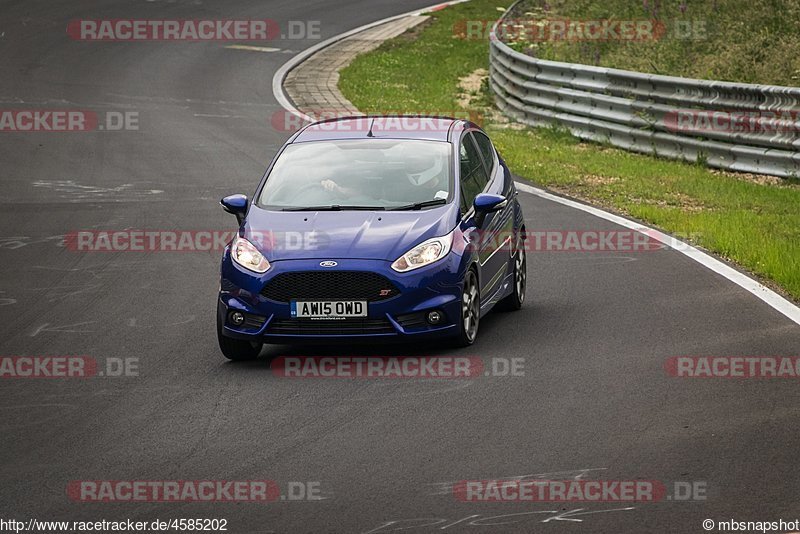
515 181 800 326
193 113 249 119
269 1 800 328
225 44 281 53
29 321 97 336
540 507 637 523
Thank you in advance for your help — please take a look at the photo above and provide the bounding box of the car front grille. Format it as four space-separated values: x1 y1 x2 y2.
260 271 400 303
266 318 396 335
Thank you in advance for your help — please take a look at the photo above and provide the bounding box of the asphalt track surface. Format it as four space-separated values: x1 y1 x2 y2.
2 1 800 533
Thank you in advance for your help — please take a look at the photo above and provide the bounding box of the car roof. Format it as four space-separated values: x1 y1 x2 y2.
291 115 466 143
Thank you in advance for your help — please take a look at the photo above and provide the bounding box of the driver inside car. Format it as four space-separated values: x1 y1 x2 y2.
319 151 448 205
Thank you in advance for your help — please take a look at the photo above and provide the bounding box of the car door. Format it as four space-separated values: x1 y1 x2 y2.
469 131 514 299
458 131 504 297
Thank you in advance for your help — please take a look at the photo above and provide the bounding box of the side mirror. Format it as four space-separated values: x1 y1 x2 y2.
220 194 248 225
473 193 507 226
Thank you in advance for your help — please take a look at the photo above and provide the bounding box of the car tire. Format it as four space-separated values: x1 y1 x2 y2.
217 314 262 361
497 245 526 312
453 269 480 347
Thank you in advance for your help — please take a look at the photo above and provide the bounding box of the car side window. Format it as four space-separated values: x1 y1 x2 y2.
471 132 496 175
459 134 490 213
460 137 483 177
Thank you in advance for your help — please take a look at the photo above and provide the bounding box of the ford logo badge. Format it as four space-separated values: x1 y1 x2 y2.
319 261 338 267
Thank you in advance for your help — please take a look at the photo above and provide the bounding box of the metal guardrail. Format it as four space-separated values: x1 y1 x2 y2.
488 10 800 178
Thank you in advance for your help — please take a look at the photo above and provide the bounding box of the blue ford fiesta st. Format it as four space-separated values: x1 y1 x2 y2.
216 116 526 360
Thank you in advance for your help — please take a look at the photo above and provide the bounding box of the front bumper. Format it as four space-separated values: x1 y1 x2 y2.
218 253 464 343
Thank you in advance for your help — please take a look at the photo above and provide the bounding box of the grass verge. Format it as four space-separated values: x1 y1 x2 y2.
505 0 800 86
338 0 800 301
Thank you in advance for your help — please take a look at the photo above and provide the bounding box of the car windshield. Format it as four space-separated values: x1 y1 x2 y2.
257 139 452 210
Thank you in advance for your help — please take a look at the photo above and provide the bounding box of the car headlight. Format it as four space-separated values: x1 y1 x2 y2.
391 232 453 272
231 236 270 273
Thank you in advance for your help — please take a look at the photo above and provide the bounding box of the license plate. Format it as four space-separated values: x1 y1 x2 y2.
291 300 368 319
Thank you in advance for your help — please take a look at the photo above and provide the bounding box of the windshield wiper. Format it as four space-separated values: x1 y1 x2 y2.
392 198 447 211
281 205 386 211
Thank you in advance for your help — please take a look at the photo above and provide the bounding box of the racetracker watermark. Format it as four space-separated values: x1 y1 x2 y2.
271 111 484 133
454 18 706 41
461 229 667 253
665 110 800 134
271 356 524 379
67 481 324 502
67 19 320 41
453 480 706 502
65 228 683 254
0 356 138 378
68 481 278 502
0 110 138 132
665 356 800 378
64 230 327 253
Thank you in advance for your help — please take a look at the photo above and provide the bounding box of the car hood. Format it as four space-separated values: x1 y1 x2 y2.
243 203 459 262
